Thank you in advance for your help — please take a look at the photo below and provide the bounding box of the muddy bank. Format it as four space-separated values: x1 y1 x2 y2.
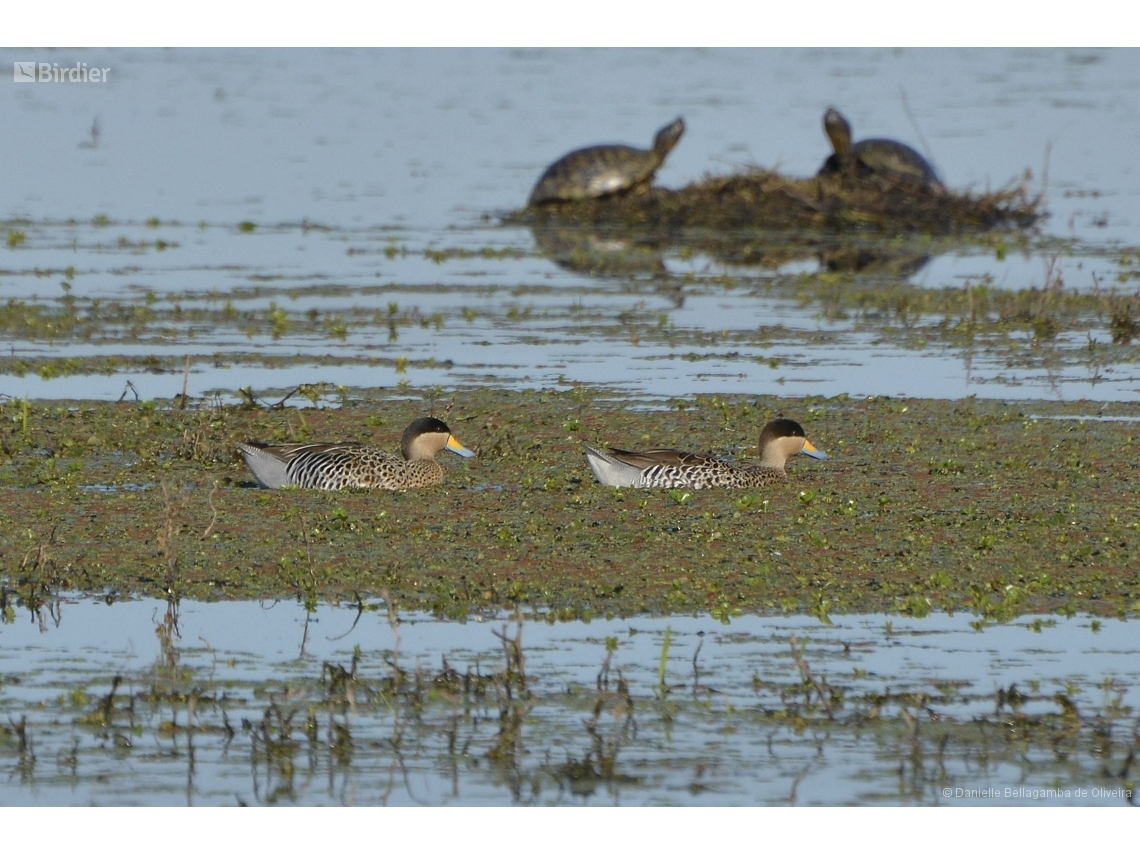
2 389 1138 620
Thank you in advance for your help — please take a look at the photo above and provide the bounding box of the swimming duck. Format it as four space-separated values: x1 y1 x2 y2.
238 417 475 491
583 418 826 489
529 117 685 205
818 107 942 189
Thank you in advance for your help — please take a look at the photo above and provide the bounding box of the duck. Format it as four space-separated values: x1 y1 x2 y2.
238 416 475 491
583 418 826 489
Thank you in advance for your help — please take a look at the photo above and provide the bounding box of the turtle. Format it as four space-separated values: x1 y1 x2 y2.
818 107 942 188
528 117 685 205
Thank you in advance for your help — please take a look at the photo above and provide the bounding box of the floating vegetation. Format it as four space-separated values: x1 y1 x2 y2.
0 216 1134 407
422 246 528 263
1 389 1138 618
0 240 1136 389
512 167 1044 236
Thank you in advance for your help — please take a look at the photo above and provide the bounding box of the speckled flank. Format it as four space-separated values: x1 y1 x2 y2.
584 418 827 489
238 417 474 491
584 446 788 489
239 442 449 490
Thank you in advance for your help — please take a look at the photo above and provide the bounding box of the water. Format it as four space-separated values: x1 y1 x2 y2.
0 597 1135 806
1 48 1138 401
5 49 1137 232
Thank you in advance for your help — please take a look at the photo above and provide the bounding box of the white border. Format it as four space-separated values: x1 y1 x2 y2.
3 1 1135 48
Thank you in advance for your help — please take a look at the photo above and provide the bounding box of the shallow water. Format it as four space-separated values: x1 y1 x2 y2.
1 48 1138 401
0 597 1136 806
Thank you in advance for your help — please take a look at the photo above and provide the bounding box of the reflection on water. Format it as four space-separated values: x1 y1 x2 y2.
528 221 669 279
0 596 1136 806
818 245 931 277
530 219 936 281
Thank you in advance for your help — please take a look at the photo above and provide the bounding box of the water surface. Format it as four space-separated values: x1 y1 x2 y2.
1 48 1138 401
0 597 1136 806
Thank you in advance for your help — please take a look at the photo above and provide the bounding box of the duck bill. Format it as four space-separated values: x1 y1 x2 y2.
800 439 828 460
446 435 476 458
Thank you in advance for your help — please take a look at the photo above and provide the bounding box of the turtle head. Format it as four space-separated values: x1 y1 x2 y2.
653 117 686 160
823 107 853 158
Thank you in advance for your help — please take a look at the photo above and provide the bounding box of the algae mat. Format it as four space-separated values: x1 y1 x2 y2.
1 388 1138 620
